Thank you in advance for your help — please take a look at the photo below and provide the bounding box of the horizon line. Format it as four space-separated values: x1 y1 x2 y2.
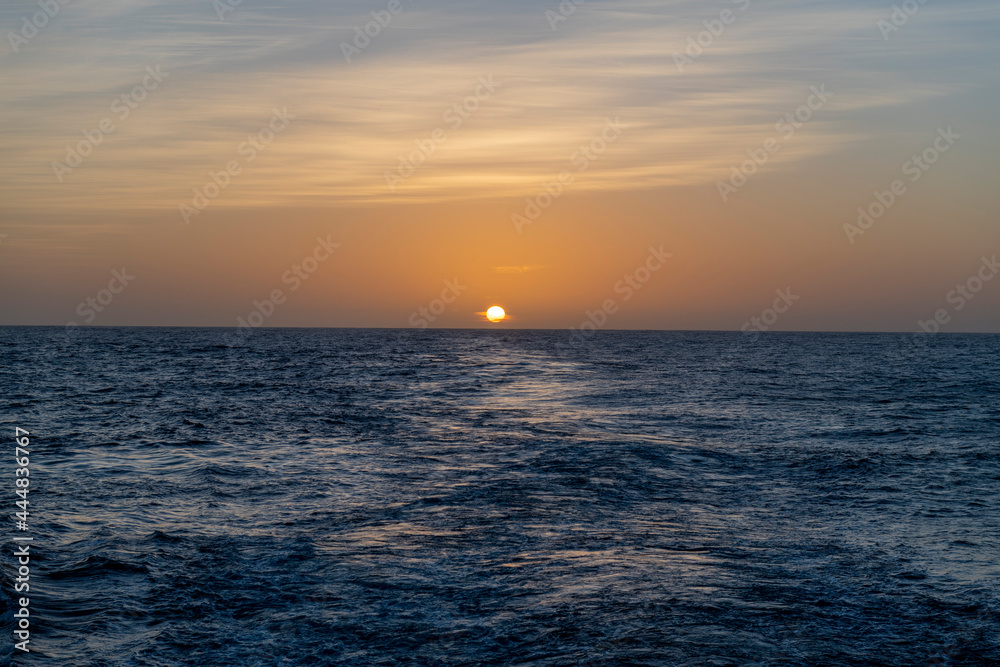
2 325 997 335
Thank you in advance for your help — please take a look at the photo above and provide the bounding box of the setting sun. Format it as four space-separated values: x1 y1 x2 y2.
486 306 506 323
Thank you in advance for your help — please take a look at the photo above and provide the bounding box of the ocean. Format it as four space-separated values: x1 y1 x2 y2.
2 327 999 666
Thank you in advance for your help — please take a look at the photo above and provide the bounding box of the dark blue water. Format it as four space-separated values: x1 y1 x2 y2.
2 328 999 666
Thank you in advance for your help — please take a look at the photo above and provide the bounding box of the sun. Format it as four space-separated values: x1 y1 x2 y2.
486 306 506 323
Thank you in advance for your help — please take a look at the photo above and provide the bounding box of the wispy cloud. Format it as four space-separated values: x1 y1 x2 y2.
494 265 546 274
1 0 998 217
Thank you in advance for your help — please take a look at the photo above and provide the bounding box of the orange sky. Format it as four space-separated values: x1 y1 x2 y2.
2 0 999 331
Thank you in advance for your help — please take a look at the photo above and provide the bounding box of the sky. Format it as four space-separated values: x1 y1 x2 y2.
1 0 999 331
